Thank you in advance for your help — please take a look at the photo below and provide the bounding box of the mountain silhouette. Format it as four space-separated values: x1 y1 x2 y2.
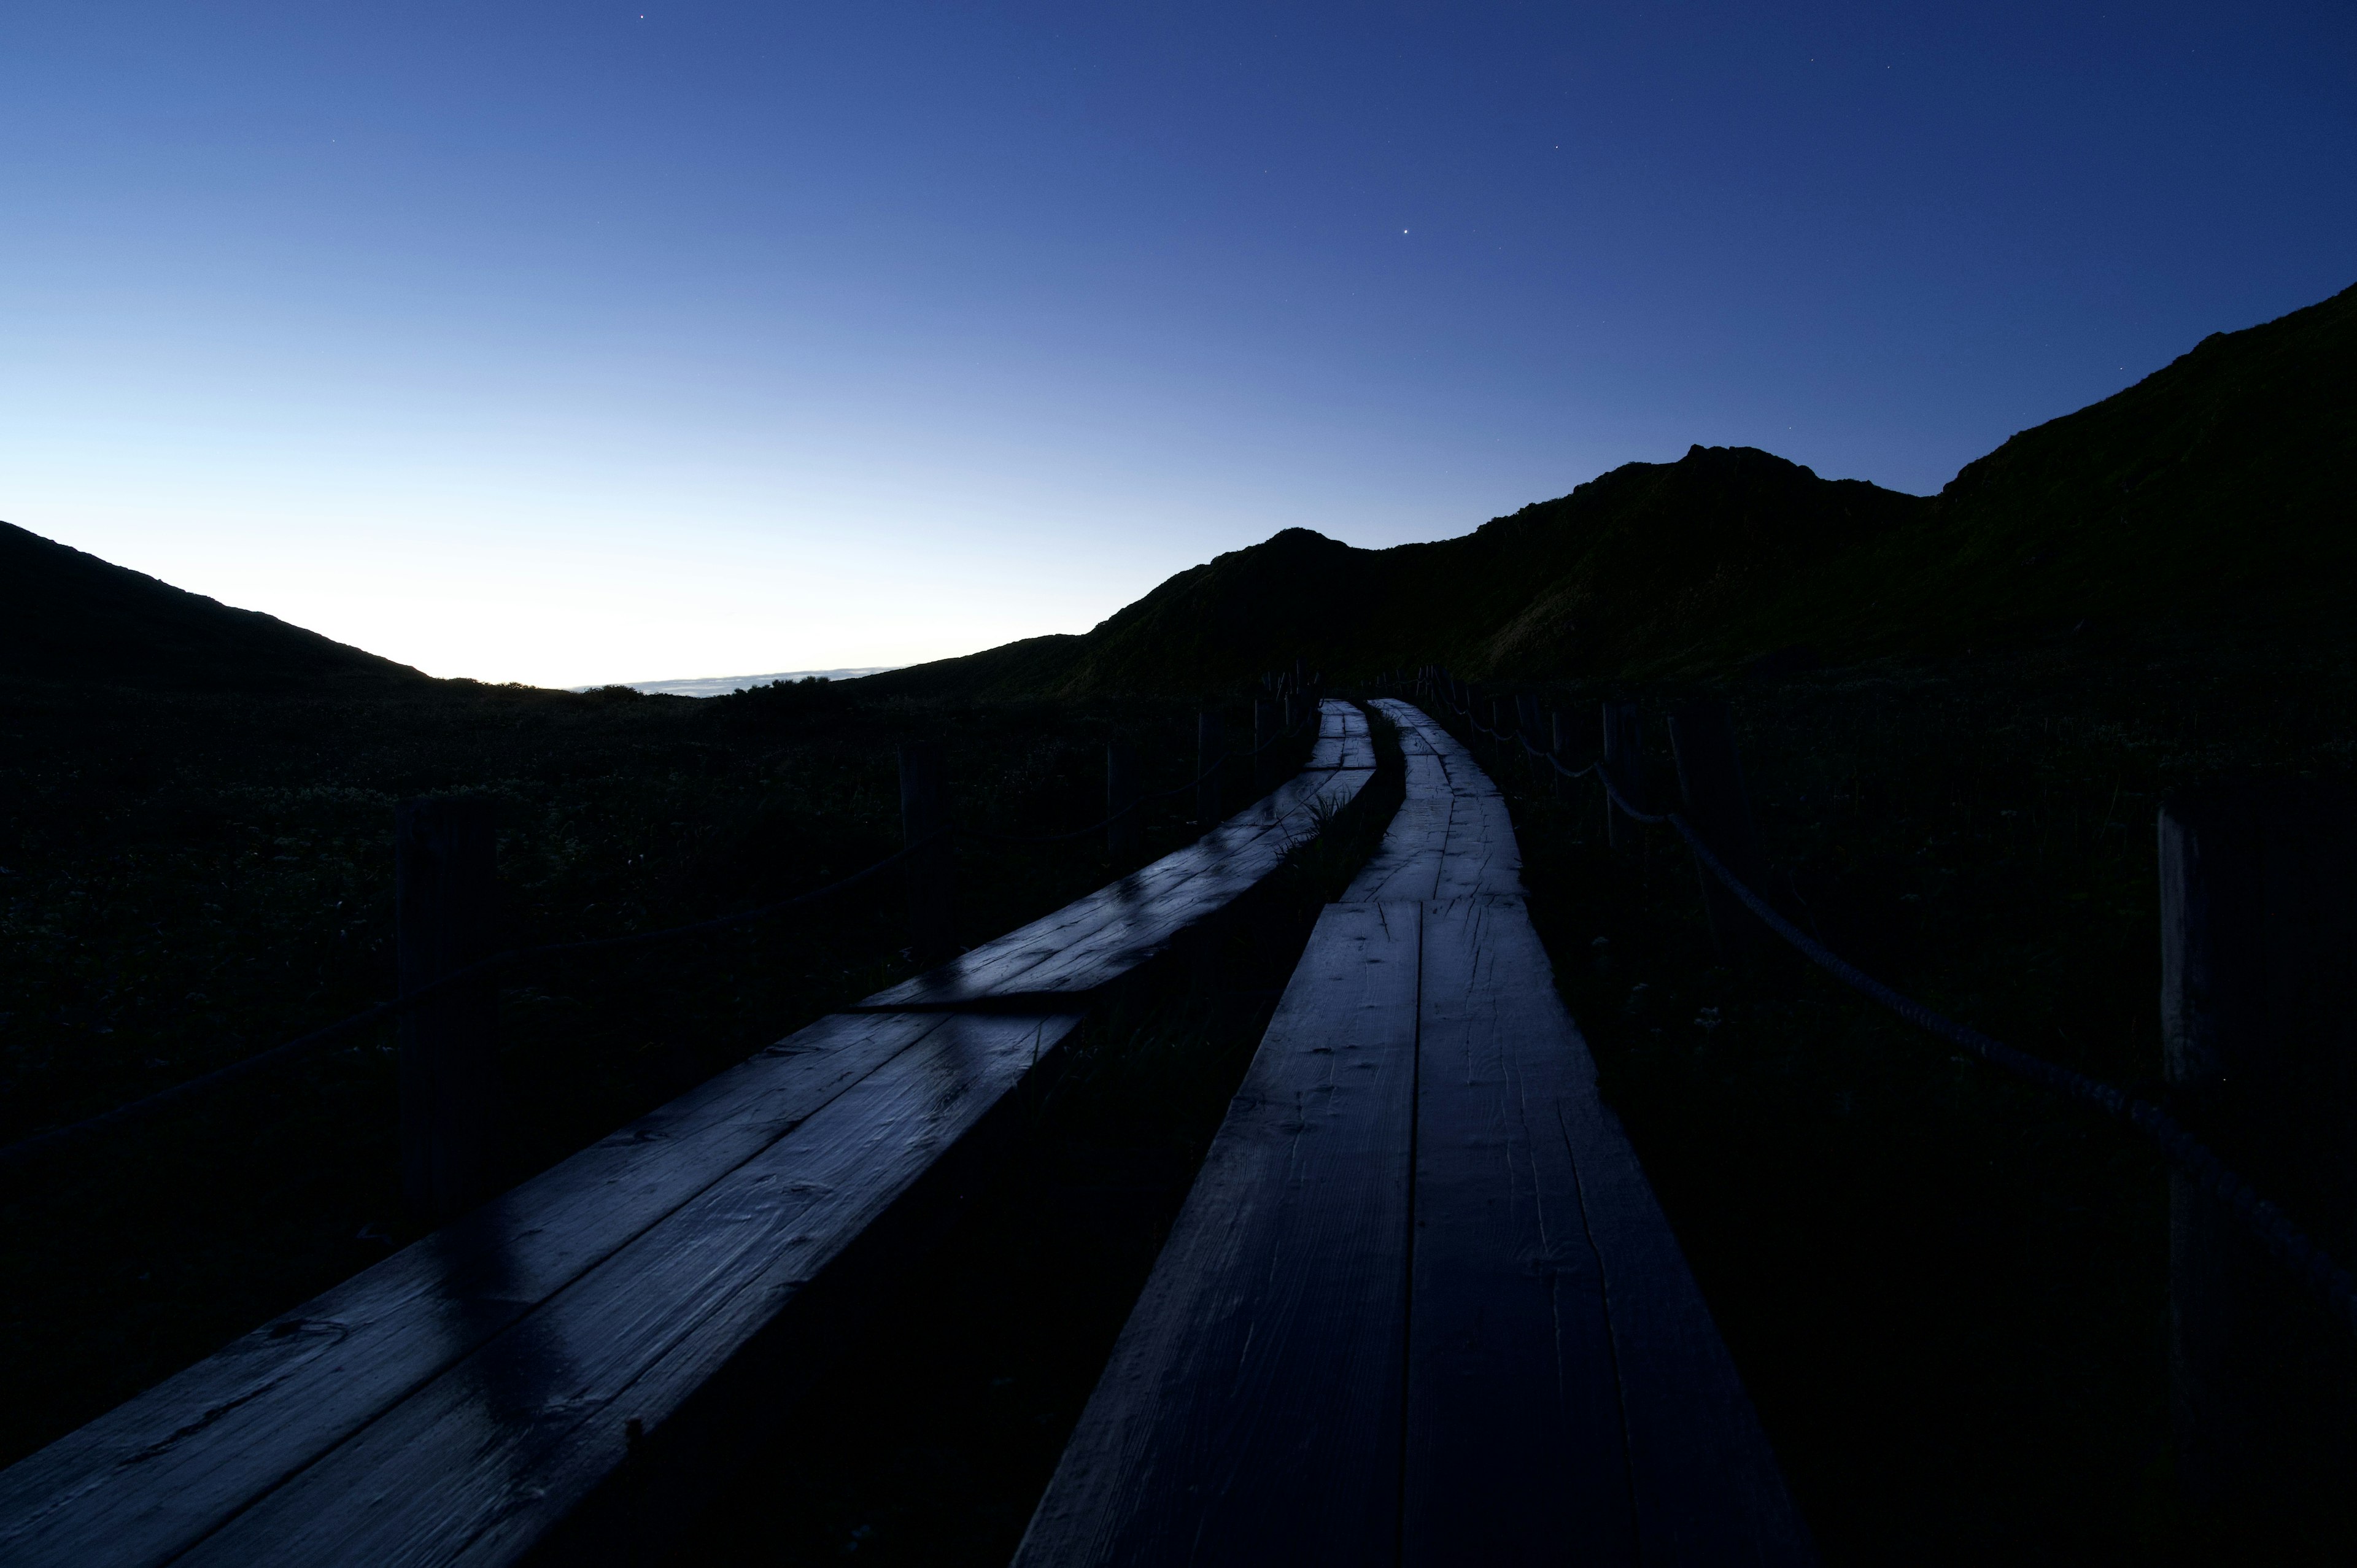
867 277 2355 696
0 523 424 691
7 279 2347 698
1720 278 2357 660
860 444 1924 697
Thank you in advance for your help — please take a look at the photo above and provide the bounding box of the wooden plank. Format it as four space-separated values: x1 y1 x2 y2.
1022 694 1809 1564
1349 699 1519 902
867 701 1373 1008
177 1011 1085 1568
1404 894 1635 1564
1346 707 1452 900
1378 711 1800 1562
1308 699 1376 772
861 771 1372 1007
1425 740 1522 902
0 1009 954 1568
1013 902 1423 1568
1542 1003 1815 1563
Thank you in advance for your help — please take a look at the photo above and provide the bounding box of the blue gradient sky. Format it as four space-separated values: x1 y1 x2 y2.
4 2 2350 686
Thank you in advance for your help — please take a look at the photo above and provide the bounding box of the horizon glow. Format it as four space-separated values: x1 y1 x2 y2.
2 3 2351 687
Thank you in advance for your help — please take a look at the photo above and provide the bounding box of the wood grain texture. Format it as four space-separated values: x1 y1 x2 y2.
1013 902 1423 1568
1342 711 1452 902
1404 894 1633 1566
0 1010 954 1568
176 1011 1083 1568
1346 700 1519 902
1307 699 1376 773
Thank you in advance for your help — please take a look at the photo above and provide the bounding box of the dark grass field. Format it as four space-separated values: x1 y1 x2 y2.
1460 622 2357 1565
0 673 1321 1470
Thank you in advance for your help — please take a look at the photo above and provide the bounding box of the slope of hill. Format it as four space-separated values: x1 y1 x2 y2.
0 523 425 691
1714 279 2357 663
871 277 2354 697
867 446 1925 698
856 632 1089 702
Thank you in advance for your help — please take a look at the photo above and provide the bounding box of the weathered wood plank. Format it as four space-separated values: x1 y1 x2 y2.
1388 712 1801 1563
1020 694 1808 1565
1345 700 1517 902
0 1010 954 1568
1342 717 1452 902
1013 902 1422 1568
1426 757 1521 905
860 779 1373 1006
1541 993 1814 1562
177 1011 1084 1567
1404 894 1633 1564
867 701 1372 1008
1307 699 1375 772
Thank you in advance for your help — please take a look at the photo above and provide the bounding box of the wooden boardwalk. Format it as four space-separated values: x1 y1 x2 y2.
1016 698 1813 1566
0 703 1374 1568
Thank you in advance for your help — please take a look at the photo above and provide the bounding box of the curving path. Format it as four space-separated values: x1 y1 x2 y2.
1016 697 1814 1566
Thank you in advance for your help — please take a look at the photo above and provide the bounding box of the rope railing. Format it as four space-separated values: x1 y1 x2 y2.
1411 676 2357 1339
1 704 1333 1172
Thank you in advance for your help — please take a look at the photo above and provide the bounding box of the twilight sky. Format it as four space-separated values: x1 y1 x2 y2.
2 2 2351 687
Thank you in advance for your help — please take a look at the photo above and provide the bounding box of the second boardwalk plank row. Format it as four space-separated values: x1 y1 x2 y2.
1012 898 1424 1564
1018 697 1811 1566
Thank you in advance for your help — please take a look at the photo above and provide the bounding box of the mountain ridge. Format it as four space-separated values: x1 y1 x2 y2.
0 523 425 692
865 277 2355 697
6 278 2348 700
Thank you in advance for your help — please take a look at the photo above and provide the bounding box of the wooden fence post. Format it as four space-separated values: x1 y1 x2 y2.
2158 782 2357 1525
1668 699 1769 962
396 796 499 1228
1601 701 1646 850
1106 740 1141 861
1254 698 1277 797
899 740 955 963
1196 710 1225 831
